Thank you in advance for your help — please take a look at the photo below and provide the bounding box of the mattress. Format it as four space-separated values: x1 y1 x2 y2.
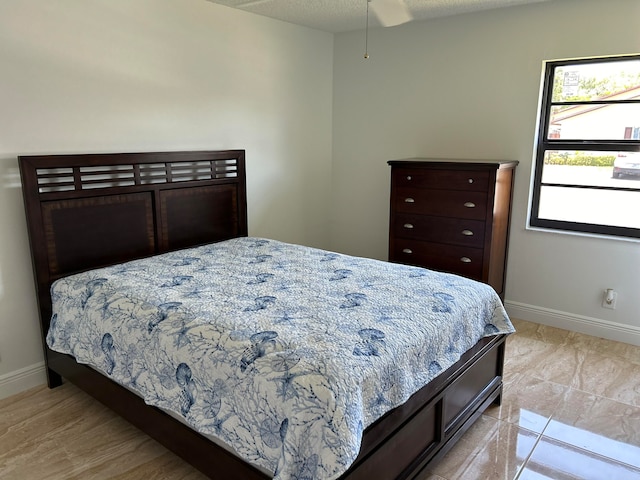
47 237 514 479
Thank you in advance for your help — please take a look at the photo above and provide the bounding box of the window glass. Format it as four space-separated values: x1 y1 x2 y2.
541 150 624 187
551 60 640 103
548 104 640 140
538 186 640 229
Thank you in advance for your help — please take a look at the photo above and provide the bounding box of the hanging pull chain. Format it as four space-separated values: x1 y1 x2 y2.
364 0 370 59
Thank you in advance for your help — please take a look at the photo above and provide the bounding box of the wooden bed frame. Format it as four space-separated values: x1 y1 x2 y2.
19 150 506 480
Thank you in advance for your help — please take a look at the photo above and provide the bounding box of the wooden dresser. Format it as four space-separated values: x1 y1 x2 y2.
388 158 518 299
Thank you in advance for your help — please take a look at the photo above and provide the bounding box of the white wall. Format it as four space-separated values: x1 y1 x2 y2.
0 0 333 398
331 0 640 343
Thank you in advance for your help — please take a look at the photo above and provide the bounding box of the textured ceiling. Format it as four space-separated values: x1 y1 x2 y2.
205 0 556 33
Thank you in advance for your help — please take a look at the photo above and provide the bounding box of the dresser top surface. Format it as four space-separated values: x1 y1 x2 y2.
388 158 519 169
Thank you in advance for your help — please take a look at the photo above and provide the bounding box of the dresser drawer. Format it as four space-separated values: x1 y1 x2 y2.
392 188 488 220
392 214 485 248
390 239 483 280
393 168 490 192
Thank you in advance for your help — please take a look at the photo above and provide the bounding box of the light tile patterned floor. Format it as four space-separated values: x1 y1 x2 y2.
2 318 640 479
419 318 640 480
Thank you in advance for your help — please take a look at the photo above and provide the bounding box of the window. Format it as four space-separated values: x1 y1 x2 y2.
529 55 640 239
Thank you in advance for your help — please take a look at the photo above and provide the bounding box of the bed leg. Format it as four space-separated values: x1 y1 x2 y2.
46 368 63 388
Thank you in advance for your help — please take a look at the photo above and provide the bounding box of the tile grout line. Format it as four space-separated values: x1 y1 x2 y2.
511 414 553 480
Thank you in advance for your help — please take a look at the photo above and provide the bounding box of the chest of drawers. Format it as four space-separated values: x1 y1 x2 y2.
388 158 518 298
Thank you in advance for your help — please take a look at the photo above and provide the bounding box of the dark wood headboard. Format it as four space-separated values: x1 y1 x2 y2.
19 150 247 383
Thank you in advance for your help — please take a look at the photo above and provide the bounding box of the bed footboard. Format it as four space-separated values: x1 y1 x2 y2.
344 333 505 479
45 335 505 480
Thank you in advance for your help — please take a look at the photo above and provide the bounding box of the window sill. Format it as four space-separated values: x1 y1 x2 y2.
525 224 640 243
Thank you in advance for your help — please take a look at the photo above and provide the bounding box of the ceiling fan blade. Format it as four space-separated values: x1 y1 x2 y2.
369 0 413 27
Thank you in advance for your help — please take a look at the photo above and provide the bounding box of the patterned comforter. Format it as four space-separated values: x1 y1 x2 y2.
47 237 514 479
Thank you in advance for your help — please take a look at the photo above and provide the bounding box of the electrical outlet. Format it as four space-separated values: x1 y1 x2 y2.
602 289 618 310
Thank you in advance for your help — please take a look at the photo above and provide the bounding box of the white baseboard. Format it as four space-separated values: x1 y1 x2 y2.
0 362 46 400
505 300 640 347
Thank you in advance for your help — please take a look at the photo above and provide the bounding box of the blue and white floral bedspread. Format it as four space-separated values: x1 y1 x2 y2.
47 237 514 479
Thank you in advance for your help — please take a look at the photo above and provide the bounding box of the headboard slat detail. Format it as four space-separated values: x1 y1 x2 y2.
32 156 242 193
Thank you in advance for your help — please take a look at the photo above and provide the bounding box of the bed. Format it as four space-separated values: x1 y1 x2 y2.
19 150 513 480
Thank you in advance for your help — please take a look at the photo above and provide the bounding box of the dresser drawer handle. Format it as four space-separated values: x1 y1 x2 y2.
461 230 474 236
403 223 414 229
464 202 476 208
404 197 415 203
406 175 412 181
460 257 472 263
402 248 413 254
468 178 474 184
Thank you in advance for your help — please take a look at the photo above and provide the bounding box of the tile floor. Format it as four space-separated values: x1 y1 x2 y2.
1 318 639 479
420 318 640 480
